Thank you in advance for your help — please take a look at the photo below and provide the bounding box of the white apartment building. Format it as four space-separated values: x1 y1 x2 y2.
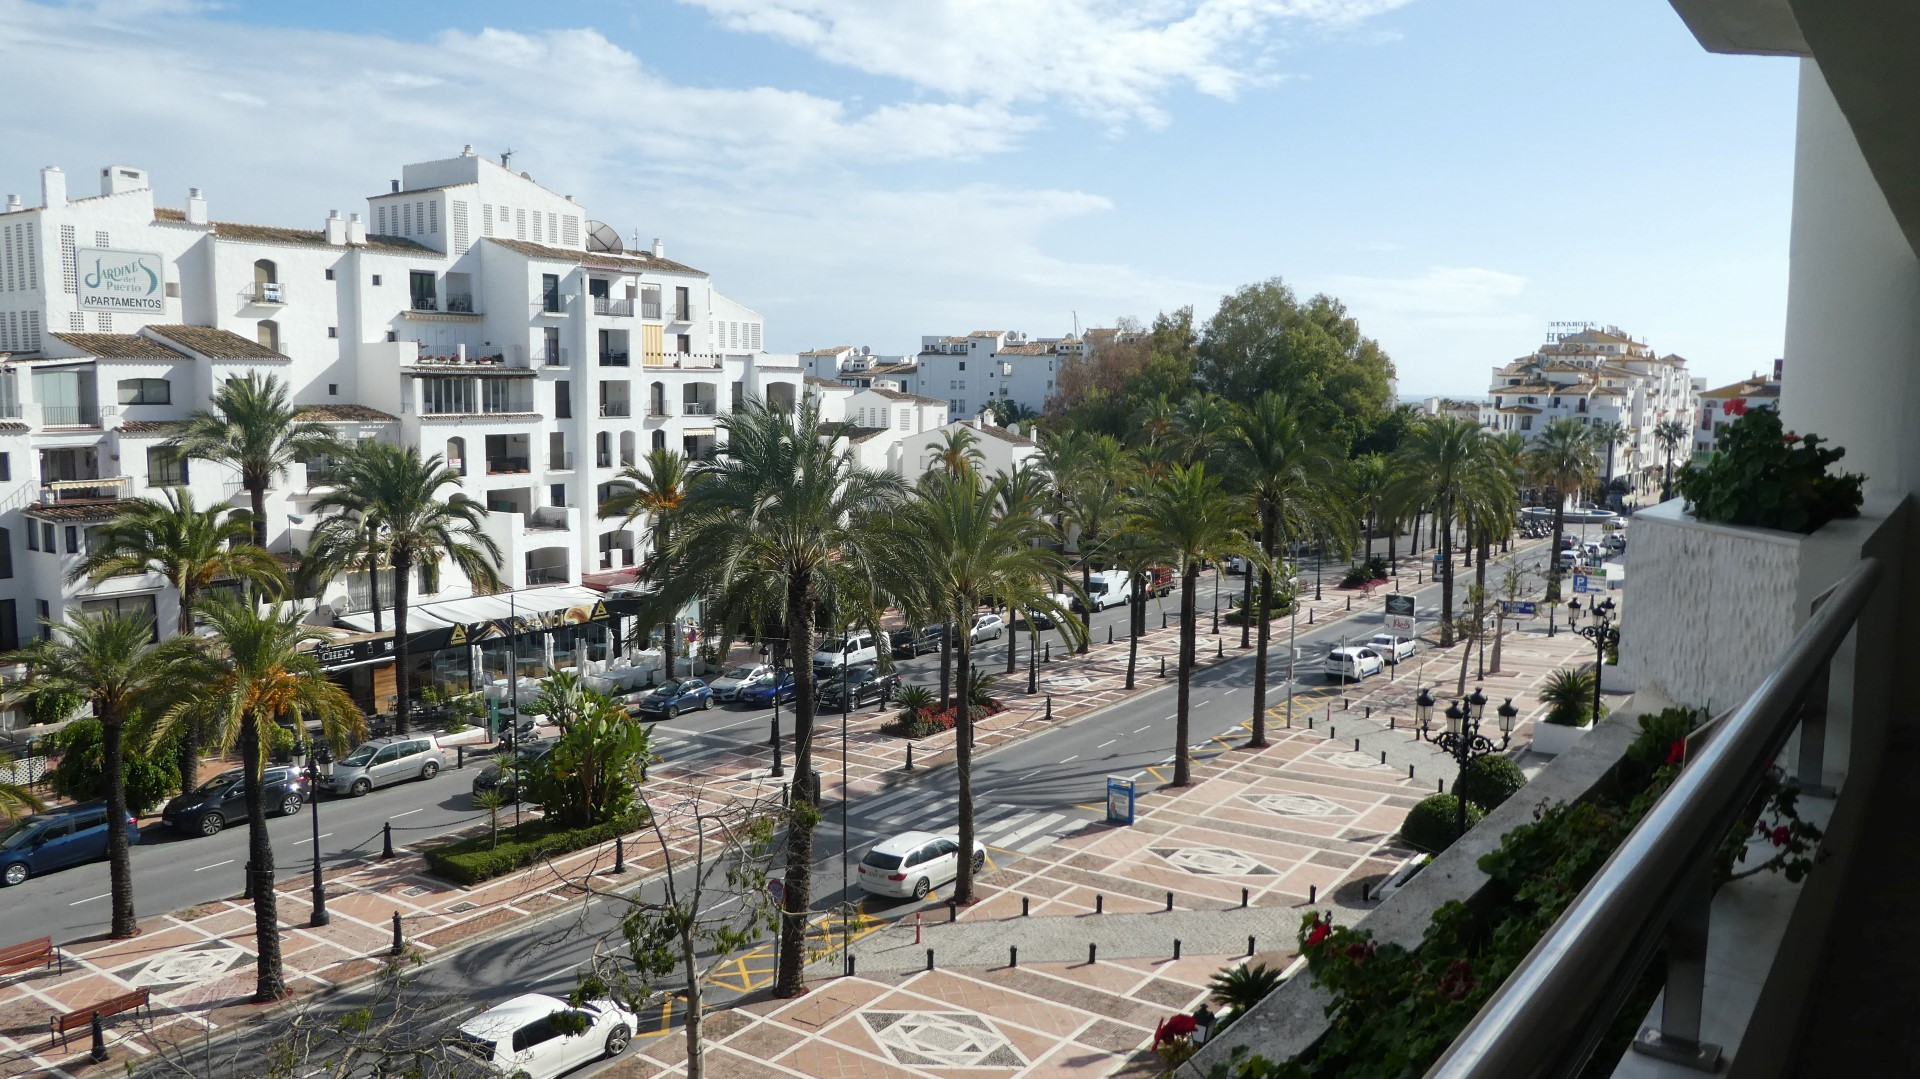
804 379 1041 480
806 331 1072 421
1478 325 1699 502
1693 359 1783 459
0 148 802 659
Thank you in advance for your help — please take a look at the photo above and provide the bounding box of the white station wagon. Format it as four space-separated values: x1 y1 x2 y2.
453 993 636 1078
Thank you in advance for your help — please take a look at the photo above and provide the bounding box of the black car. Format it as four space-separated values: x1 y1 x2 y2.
817 665 903 711
161 766 309 838
890 626 945 658
471 741 553 804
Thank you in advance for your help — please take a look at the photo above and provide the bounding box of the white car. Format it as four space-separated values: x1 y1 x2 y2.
1365 633 1416 664
709 663 774 702
1324 646 1385 683
968 613 1005 643
453 993 636 1078
857 830 988 900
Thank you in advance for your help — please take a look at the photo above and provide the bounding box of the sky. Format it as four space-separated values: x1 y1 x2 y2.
0 0 1800 397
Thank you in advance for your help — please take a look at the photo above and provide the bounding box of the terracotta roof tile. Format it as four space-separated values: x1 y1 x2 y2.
965 420 1035 446
822 422 891 444
800 346 854 357
118 420 184 435
296 404 400 423
865 386 945 406
0 421 27 434
995 343 1054 356
212 220 431 253
484 237 706 277
25 499 141 522
143 325 288 361
49 333 186 361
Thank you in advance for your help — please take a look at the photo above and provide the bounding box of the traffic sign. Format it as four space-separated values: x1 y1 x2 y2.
1572 574 1593 594
1384 594 1416 636
1500 600 1537 617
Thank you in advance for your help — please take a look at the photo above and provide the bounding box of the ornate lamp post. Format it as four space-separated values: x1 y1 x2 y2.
304 742 332 927
1417 687 1513 842
762 643 785 778
1567 596 1619 724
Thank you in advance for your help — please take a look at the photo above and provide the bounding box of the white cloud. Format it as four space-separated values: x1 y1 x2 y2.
679 0 1415 127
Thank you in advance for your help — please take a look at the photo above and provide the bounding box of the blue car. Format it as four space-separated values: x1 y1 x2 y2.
633 677 715 719
1 800 142 887
736 671 797 708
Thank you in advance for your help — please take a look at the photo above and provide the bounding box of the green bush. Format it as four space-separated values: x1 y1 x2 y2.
1540 668 1604 727
1456 756 1527 812
47 720 180 815
1675 407 1864 534
1399 794 1483 854
26 688 82 728
423 811 648 885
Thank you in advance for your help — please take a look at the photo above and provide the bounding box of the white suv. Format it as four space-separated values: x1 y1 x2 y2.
1366 633 1416 664
812 631 878 670
1324 646 1384 683
453 993 636 1079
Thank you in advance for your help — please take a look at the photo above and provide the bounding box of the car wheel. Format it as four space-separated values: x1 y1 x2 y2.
1 863 26 887
604 1023 632 1058
279 793 303 817
350 778 372 797
702 696 712 710
912 876 931 900
972 850 986 873
995 628 1004 640
420 760 440 782
198 812 225 837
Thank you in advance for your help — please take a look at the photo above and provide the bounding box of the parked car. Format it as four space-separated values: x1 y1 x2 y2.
329 734 447 797
890 626 945 658
1365 633 1417 664
471 740 553 804
452 992 636 1079
856 830 988 900
737 670 797 708
709 663 774 702
633 678 714 719
817 665 902 711
162 766 310 836
0 801 141 887
812 631 879 671
1324 646 1385 683
1085 570 1133 611
967 613 1006 643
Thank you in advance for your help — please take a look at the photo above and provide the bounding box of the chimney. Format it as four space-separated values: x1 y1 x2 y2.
324 209 346 245
651 238 664 258
186 187 208 225
346 212 366 245
391 179 400 193
4 195 19 213
461 144 475 157
99 164 148 197
40 166 66 208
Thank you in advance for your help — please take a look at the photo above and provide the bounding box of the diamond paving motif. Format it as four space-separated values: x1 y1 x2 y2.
862 1010 1025 1068
1242 792 1353 817
1324 750 1385 770
115 940 248 989
1150 847 1273 875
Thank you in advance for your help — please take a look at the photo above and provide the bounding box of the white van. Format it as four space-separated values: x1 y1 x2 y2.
812 631 878 670
1086 570 1132 611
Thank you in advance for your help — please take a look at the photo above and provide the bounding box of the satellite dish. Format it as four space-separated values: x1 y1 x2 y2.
584 221 624 253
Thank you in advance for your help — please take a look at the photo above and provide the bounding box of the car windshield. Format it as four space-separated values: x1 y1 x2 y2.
722 666 760 680
0 818 42 850
657 681 689 695
862 850 903 870
448 1031 497 1063
195 769 244 794
817 638 846 654
339 745 378 767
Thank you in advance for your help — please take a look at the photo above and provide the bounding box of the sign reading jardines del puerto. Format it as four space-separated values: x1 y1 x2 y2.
76 247 166 312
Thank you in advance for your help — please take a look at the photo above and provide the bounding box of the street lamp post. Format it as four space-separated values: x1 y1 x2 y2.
307 748 331 927
1415 687 1513 842
1567 597 1619 723
763 643 785 778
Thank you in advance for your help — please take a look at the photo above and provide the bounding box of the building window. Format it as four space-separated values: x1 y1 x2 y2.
542 274 561 313
674 286 690 321
148 447 188 487
64 525 79 554
387 330 398 343
26 522 37 551
118 378 170 406
676 334 690 354
0 453 9 481
550 483 566 507
958 361 965 371
40 523 53 552
0 527 11 579
35 600 49 641
371 274 382 287
555 380 571 419
327 326 337 339
325 268 335 281
328 383 338 396
421 377 475 415
0 599 15 652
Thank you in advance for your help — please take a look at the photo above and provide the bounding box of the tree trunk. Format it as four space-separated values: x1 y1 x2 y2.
1490 613 1507 675
1462 515 1473 569
1548 500 1567 601
1387 519 1398 572
241 717 286 1001
953 605 977 903
391 551 414 734
938 625 953 710
1239 547 1253 649
1005 607 1017 674
773 584 817 999
101 708 137 939
682 926 705 1079
367 549 384 634
1250 507 1277 748
1125 576 1142 689
174 595 200 792
1438 498 1456 647
1077 563 1093 654
247 472 269 549
1456 608 1474 697
1173 564 1197 786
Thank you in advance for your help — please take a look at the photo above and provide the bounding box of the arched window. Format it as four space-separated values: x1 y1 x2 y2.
252 259 281 303
447 437 466 475
649 381 666 416
256 319 280 353
651 430 666 451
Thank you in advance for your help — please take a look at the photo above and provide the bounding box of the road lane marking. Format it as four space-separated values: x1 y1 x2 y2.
389 808 425 819
194 859 234 872
1059 755 1078 763
293 833 333 847
1225 688 1239 695
1098 739 1116 748
1135 725 1151 733
70 892 111 906
1019 769 1042 780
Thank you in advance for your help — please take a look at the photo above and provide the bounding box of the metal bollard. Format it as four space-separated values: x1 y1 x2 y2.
1346 596 1352 611
1409 763 1415 779
948 900 958 922
1021 896 1030 917
1366 706 1372 718
1308 715 1314 730
89 1011 107 1063
1045 642 1051 662
1247 935 1256 957
391 912 404 956
382 822 394 859
906 743 914 771
1308 608 1314 625
1046 696 1053 720
1107 625 1113 645
1216 638 1224 658
1241 887 1249 908
1010 945 1018 968
1390 715 1396 729
457 746 465 769
845 954 856 978
1354 737 1360 751
1381 750 1387 764
927 948 935 972
1330 726 1337 739
1089 943 1098 964
1438 778 1445 793
1159 656 1166 678
1162 611 1168 629
1095 894 1104 914
1174 938 1182 961
1309 884 1317 903
1166 891 1174 912
614 836 626 874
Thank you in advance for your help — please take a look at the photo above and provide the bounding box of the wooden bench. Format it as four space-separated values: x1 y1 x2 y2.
49 988 151 1050
0 936 62 979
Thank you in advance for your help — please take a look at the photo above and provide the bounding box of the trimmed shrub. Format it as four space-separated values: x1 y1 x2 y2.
423 811 648 886
1540 668 1603 727
1399 794 1484 855
1456 756 1527 812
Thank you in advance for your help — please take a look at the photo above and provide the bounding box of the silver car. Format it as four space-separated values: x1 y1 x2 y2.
330 734 447 797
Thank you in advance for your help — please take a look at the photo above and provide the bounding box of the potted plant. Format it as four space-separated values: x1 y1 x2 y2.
1530 667 1603 756
1620 408 1880 713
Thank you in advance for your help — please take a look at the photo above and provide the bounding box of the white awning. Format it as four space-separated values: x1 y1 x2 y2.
336 584 609 635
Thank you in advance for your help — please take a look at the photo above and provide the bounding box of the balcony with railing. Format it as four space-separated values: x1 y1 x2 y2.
599 401 631 418
599 350 630 367
445 292 477 314
547 451 575 471
640 300 662 319
39 475 130 504
592 296 634 318
240 282 285 305
40 405 101 428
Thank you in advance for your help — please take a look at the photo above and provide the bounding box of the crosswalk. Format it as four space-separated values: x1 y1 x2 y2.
852 784 1082 855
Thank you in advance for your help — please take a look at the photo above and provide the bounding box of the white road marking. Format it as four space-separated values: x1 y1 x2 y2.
1059 755 1078 764
1098 739 1116 748
996 813 1066 850
293 833 333 847
70 892 111 906
1019 769 1043 780
194 859 234 873
1225 688 1239 695
1135 725 1152 734
389 808 425 819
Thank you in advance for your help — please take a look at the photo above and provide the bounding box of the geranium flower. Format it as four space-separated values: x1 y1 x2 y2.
1771 825 1791 847
1665 741 1685 765
1305 918 1332 947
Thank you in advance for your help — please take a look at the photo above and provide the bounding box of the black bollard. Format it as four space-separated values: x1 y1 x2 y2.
1381 750 1387 764
906 743 914 771
89 1011 107 1063
1308 716 1314 730
1174 938 1182 961
614 836 626 874
1089 942 1098 964
1044 642 1051 662
927 948 935 972
1241 887 1249 908
1162 611 1168 629
1408 763 1415 779
1216 638 1224 658
1390 715 1396 729
1107 625 1113 645
1095 894 1104 914
1309 884 1317 903
1354 737 1360 751
948 900 958 922
1159 656 1166 678
845 954 856 978
1165 891 1174 912
1438 778 1445 793
1366 706 1372 718
1309 608 1314 625
391 911 404 956
1021 896 1030 917
1046 696 1053 719
1010 945 1018 968
1248 935 1256 957
382 821 394 859
1331 726 1337 739
457 745 465 769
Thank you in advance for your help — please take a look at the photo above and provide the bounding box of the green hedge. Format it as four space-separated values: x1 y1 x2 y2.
423 811 648 886
1456 756 1527 813
1399 794 1483 855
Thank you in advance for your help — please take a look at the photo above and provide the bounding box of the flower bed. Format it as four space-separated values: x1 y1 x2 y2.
422 811 648 886
879 699 1005 739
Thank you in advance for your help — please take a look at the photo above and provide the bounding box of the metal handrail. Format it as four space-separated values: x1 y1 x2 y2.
1429 556 1881 1078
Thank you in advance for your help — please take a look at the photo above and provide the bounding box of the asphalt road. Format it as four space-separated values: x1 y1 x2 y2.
153 542 1566 1075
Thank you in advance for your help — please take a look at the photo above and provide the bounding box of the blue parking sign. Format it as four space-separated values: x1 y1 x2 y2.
1573 574 1593 594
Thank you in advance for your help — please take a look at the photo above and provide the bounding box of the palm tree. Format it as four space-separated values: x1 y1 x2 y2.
1128 464 1257 785
300 508 387 631
1171 394 1233 466
315 444 501 733
1056 435 1128 654
1389 420 1505 646
1655 417 1690 501
1209 962 1284 1020
1349 454 1392 563
168 373 340 547
160 599 363 1001
74 490 286 786
670 398 904 997
927 427 985 481
4 612 183 937
1588 420 1629 504
1223 394 1345 748
0 751 44 822
890 474 1074 903
1528 419 1600 600
601 449 696 679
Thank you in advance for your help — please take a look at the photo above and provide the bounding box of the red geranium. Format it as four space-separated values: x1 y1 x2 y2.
1153 1013 1198 1048
1665 741 1685 765
1771 825 1791 847
1305 917 1332 948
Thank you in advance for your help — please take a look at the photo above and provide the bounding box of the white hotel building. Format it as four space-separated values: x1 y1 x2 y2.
803 330 1075 421
0 149 801 677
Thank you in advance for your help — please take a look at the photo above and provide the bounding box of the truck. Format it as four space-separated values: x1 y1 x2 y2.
1143 567 1175 598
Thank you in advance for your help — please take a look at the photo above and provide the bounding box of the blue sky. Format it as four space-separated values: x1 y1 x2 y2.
0 0 1799 395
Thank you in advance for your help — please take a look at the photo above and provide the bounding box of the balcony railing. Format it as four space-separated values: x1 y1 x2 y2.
640 301 662 319
527 566 571 584
681 401 717 416
445 293 477 314
485 456 530 475
599 351 630 367
41 405 100 428
648 404 668 418
411 296 439 312
596 453 613 469
672 305 691 322
1429 557 1881 1078
543 347 569 367
540 297 564 314
547 452 574 470
526 508 571 532
600 402 631 418
241 282 285 305
592 297 634 317
40 475 129 502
